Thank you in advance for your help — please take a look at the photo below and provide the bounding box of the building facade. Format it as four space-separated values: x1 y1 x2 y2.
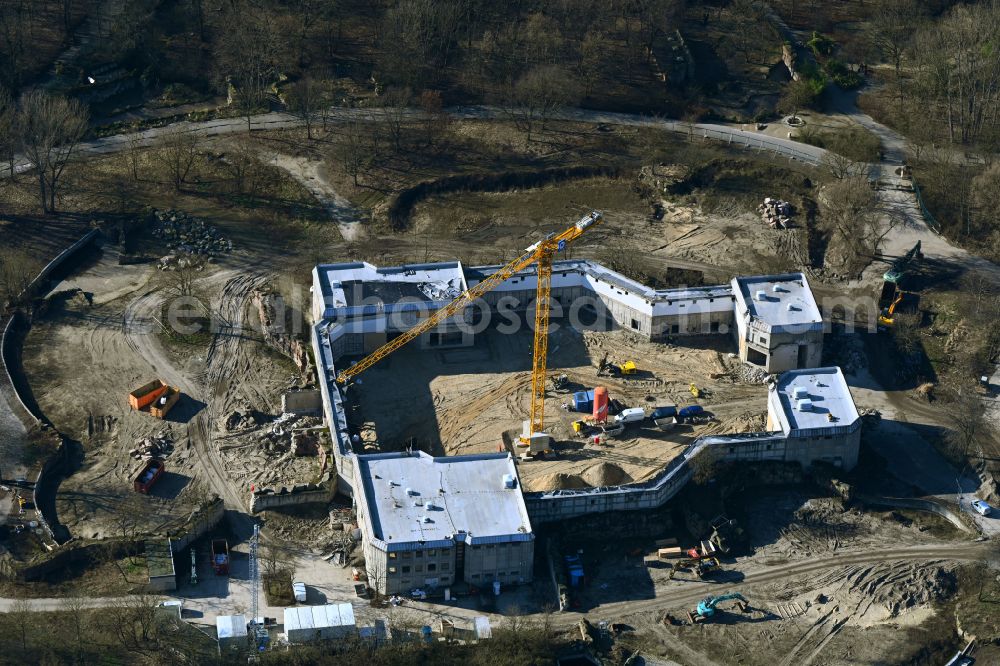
732 273 824 373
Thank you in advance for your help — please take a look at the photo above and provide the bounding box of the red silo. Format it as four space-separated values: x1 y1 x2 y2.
592 386 609 423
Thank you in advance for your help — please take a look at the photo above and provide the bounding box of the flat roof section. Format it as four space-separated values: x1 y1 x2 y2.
146 539 175 578
733 273 822 330
317 262 466 310
771 367 859 433
356 452 533 550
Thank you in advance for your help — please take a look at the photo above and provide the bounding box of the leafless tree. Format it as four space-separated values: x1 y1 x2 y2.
823 176 899 273
0 85 15 180
17 91 89 213
9 594 33 652
336 118 371 187
945 386 987 462
287 77 327 140
155 126 199 191
63 592 89 658
780 79 818 120
217 10 279 131
226 134 260 194
821 151 866 180
867 0 922 105
124 121 144 181
503 64 579 142
381 86 412 153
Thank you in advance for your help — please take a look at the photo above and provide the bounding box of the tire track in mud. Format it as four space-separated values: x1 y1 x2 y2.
551 543 991 628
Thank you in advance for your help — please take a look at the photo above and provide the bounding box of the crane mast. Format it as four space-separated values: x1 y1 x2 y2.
334 211 603 446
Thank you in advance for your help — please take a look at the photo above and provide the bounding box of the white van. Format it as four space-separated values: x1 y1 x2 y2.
614 408 645 425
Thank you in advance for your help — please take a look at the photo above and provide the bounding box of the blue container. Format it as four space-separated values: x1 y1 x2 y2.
573 390 595 412
678 405 704 418
421 626 433 643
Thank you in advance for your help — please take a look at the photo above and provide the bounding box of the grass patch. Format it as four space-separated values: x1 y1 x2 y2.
796 126 881 163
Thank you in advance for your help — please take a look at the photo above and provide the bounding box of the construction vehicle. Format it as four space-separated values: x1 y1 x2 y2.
878 286 918 327
132 458 165 494
551 374 570 392
883 241 923 283
334 212 604 455
688 592 749 623
211 538 229 576
689 383 702 398
608 360 637 377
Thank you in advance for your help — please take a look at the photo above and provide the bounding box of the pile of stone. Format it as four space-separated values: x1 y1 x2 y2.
152 209 232 258
733 362 771 385
757 197 794 229
130 431 173 459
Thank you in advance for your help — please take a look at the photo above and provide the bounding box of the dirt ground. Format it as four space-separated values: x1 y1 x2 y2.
562 489 972 666
352 325 769 492
20 244 302 538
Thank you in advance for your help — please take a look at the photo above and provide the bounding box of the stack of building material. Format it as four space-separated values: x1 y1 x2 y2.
757 198 794 229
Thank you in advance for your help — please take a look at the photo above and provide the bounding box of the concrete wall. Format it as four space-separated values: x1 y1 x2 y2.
463 540 534 587
167 497 226 553
250 479 336 513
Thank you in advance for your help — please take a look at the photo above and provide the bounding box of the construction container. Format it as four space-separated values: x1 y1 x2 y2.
657 546 683 559
211 539 229 575
592 387 609 423
573 390 595 413
128 379 168 410
133 458 165 494
150 386 181 419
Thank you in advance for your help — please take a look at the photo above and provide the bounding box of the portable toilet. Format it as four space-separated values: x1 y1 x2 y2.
592 387 609 423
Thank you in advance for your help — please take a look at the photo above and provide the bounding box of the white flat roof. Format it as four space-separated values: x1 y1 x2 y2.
771 367 859 433
316 261 467 311
216 615 247 639
356 452 533 551
284 603 356 632
733 273 821 331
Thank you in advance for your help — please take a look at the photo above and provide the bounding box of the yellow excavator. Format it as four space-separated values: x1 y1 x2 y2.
335 212 604 452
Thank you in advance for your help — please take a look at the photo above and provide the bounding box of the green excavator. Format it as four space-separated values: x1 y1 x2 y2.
688 592 750 623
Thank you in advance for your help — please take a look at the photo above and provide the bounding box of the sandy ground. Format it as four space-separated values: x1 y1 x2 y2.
20 246 300 537
353 325 769 492
267 152 362 241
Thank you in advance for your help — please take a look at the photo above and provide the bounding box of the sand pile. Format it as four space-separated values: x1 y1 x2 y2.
582 462 633 488
532 472 588 491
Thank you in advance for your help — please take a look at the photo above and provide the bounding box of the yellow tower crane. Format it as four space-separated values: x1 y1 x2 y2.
335 211 603 448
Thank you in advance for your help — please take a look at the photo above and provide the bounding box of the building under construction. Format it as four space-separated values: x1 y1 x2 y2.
310 255 858 589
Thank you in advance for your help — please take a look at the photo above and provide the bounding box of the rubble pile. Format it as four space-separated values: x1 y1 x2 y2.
733 362 771 384
250 412 323 458
757 197 794 229
152 209 232 264
252 288 312 376
130 431 173 460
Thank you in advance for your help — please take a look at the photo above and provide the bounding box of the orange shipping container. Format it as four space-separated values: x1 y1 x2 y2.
128 379 168 410
592 386 609 423
150 387 181 419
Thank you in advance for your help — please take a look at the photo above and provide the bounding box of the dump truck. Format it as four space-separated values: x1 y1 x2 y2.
149 386 181 419
212 539 230 575
133 458 165 494
128 379 168 411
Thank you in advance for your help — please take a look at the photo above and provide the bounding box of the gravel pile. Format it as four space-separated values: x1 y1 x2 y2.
733 362 771 384
130 430 173 460
152 209 232 257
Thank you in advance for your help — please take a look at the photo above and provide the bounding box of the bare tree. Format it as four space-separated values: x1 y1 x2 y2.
821 150 865 180
17 91 89 213
0 85 15 180
287 77 327 140
336 118 371 187
155 126 199 191
226 134 260 194
124 121 144 181
823 176 900 273
381 86 412 153
63 593 89 658
217 10 278 131
503 64 579 142
867 0 922 106
9 594 33 652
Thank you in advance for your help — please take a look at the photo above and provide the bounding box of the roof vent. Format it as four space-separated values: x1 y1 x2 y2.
754 290 767 302
426 502 437 511
388 479 397 486
411 500 421 508
503 474 516 489
786 303 798 312
405 487 416 496
792 387 809 400
772 284 783 293
796 399 813 412
422 516 432 524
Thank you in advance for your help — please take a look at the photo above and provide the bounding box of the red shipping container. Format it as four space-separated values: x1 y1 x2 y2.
592 386 609 423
